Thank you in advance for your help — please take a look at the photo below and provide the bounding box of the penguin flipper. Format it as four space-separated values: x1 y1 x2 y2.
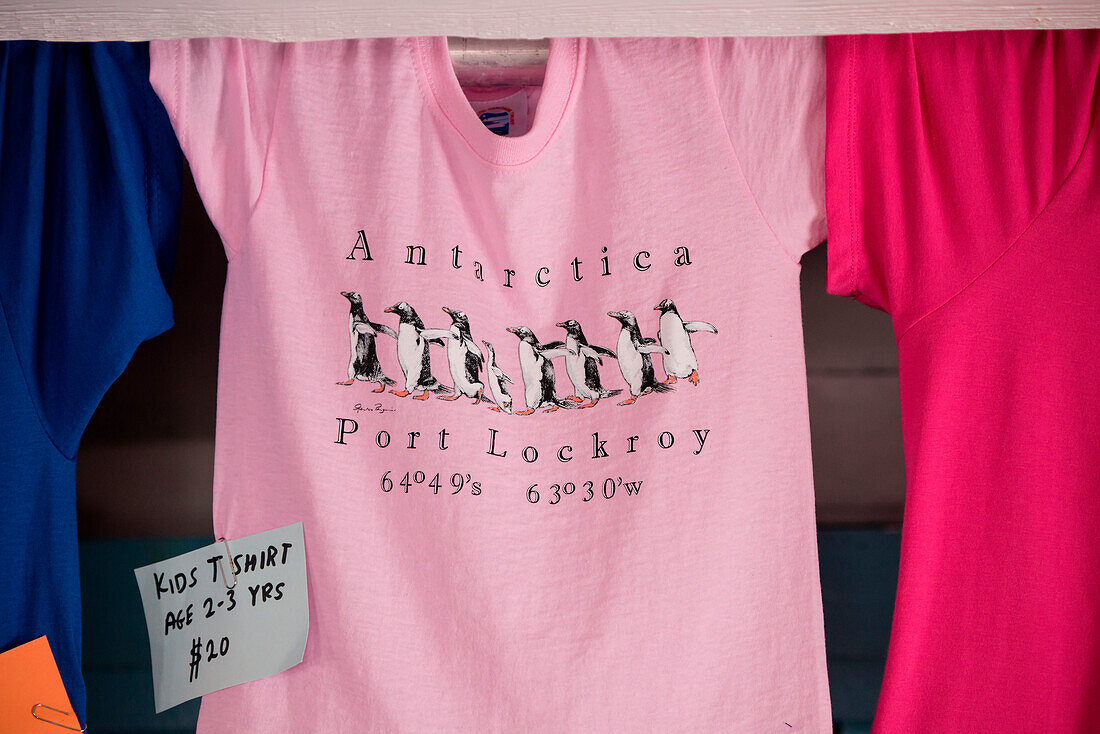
371 322 398 339
465 351 483 379
540 340 566 350
539 348 573 359
684 321 718 334
583 357 603 390
588 345 617 359
638 344 669 355
421 329 453 341
465 340 485 361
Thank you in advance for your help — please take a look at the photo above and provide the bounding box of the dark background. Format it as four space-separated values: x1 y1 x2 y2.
76 169 904 733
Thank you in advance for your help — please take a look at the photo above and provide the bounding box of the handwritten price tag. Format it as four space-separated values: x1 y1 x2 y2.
134 522 308 712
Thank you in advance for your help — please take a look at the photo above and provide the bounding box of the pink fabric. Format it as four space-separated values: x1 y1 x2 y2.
826 31 1100 732
152 37 831 732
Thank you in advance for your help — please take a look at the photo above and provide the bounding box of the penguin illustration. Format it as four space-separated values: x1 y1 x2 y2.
607 310 672 406
505 326 578 414
654 298 718 385
482 340 513 413
336 291 397 391
383 301 451 400
421 306 486 404
555 319 620 408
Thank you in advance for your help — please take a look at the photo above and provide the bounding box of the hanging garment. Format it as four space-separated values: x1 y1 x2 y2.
0 41 181 723
151 37 831 731
825 30 1100 732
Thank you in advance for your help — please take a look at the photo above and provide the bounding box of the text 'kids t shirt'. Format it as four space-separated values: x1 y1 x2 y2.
826 32 1100 732
151 37 831 732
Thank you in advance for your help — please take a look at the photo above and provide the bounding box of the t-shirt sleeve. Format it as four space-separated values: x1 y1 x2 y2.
149 38 285 257
825 31 1100 328
0 41 181 458
707 36 827 261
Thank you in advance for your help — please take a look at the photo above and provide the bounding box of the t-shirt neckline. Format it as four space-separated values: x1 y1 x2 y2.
413 37 583 167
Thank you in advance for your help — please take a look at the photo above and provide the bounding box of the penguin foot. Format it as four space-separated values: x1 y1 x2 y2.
470 389 483 405
542 406 559 413
618 396 638 406
663 375 677 385
437 394 460 401
336 379 355 386
641 387 654 395
515 408 535 416
565 395 584 403
688 370 699 386
390 390 410 397
579 400 599 409
372 383 387 393
413 390 431 400
487 406 502 412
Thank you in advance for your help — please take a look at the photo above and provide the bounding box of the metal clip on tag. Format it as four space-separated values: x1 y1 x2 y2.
217 536 238 589
31 704 86 732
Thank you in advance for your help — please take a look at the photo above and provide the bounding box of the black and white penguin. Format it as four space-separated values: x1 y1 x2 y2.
607 310 672 406
555 319 620 408
337 291 397 391
481 340 513 414
421 306 486 404
653 298 718 385
383 301 451 400
505 326 577 414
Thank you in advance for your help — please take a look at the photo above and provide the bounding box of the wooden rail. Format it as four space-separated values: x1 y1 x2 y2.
1 0 1098 41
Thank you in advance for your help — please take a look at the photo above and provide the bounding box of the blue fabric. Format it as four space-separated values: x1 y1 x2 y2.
0 41 181 724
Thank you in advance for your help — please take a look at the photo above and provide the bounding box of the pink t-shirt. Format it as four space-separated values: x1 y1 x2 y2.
151 37 831 731
826 31 1100 732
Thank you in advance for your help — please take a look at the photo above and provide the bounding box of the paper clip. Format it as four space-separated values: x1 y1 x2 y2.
216 536 238 589
31 704 86 732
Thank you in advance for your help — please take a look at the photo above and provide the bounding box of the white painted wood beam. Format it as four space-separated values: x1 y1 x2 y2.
0 0 1097 42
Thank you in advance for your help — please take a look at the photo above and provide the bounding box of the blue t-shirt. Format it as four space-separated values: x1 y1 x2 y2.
0 41 181 723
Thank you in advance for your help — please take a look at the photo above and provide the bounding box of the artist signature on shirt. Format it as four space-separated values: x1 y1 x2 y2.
353 402 397 415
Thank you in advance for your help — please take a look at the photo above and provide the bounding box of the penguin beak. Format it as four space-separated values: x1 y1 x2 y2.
506 327 519 335
442 306 453 315
653 305 661 310
383 306 395 314
555 321 567 328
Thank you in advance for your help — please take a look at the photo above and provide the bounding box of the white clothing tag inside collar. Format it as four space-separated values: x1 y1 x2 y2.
470 89 529 137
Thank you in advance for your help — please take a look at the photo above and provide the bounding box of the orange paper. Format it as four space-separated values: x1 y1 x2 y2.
0 636 83 732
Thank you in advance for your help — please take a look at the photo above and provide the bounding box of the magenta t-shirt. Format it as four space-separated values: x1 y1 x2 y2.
826 31 1100 732
152 37 832 731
